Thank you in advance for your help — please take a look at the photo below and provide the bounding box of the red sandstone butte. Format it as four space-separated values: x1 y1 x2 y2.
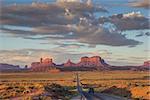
76 56 107 68
143 60 150 67
63 59 76 67
31 56 109 72
31 58 56 72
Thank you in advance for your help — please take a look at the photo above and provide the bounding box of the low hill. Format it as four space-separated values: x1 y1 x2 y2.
0 63 22 72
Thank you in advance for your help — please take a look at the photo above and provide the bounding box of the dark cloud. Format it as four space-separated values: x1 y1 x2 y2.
145 32 150 36
135 32 150 37
0 2 142 47
1 23 141 47
55 43 86 48
129 0 150 9
99 12 149 31
135 33 144 37
76 25 141 47
1 4 74 26
1 2 107 26
1 25 74 37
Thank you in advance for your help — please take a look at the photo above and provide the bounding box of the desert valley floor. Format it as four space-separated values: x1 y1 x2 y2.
0 71 149 99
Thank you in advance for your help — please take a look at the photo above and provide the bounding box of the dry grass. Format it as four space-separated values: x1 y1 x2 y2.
0 71 149 99
130 86 150 99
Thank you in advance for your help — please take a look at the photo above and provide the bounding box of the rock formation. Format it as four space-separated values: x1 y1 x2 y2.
63 56 109 68
143 60 150 67
31 56 109 71
31 58 56 72
76 56 109 69
63 59 76 67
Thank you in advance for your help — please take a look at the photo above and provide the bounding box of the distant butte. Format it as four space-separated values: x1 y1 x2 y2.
30 56 150 72
0 58 149 72
31 56 109 72
76 56 109 70
143 60 150 67
63 59 76 67
31 58 56 72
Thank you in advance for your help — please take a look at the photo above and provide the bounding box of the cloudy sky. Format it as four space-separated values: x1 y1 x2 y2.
0 0 150 67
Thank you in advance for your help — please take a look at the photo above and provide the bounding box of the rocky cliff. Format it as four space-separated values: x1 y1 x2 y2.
76 56 109 69
143 60 150 67
63 59 76 67
31 58 56 72
63 56 109 69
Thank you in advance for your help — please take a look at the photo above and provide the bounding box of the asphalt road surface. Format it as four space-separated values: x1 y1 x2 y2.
71 93 129 100
73 73 129 100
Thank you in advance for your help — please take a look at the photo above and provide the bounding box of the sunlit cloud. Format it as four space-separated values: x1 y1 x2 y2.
99 12 149 31
129 0 150 9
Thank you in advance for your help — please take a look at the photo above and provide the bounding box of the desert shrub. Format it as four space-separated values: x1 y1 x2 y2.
101 86 132 98
44 83 73 100
6 86 13 90
29 86 35 89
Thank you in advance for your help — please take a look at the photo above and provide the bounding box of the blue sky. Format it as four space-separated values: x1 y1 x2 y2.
0 0 149 66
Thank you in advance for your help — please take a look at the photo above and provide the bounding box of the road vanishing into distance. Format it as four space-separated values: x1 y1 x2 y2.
71 73 129 100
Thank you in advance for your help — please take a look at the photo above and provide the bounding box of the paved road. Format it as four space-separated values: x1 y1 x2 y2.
82 92 100 100
71 92 100 100
73 73 129 100
71 92 129 100
94 93 129 100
